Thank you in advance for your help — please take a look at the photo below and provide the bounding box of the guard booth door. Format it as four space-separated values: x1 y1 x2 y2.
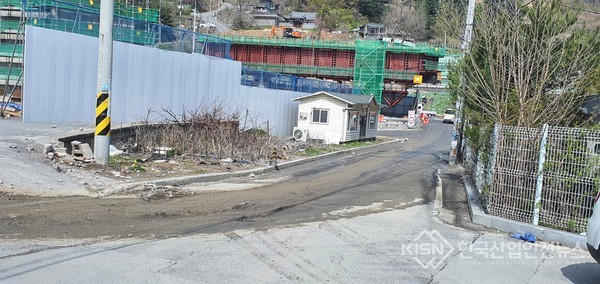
359 114 367 139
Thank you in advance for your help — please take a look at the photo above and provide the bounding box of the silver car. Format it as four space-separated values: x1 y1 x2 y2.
587 191 600 263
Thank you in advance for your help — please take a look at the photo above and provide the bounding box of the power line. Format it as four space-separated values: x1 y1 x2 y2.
561 4 600 15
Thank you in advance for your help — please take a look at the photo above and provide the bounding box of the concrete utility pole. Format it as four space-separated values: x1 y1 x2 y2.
449 0 476 165
208 0 212 33
94 0 114 166
193 0 197 33
179 0 183 27
461 0 476 51
192 0 197 53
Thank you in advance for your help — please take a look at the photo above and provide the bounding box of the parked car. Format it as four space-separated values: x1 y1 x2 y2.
587 191 600 263
198 22 215 28
443 108 455 124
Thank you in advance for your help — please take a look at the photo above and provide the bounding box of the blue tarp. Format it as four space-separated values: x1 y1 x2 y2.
511 233 536 243
1 102 22 112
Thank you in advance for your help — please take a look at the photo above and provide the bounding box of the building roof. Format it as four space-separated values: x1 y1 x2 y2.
581 95 600 122
362 23 385 29
289 12 317 21
252 13 285 20
292 91 377 106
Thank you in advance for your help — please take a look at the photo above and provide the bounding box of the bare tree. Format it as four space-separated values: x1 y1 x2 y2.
432 0 467 48
232 0 255 29
382 0 430 41
457 0 600 128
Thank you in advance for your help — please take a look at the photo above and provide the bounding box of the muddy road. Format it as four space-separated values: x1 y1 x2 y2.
1 121 456 240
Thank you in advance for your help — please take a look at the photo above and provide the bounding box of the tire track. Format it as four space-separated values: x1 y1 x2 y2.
319 220 414 267
223 231 303 283
254 232 334 283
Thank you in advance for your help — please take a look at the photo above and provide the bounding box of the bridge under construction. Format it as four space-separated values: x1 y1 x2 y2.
1 0 448 118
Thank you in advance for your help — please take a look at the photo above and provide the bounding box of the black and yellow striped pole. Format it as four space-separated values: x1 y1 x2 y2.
96 89 110 137
270 147 279 170
94 86 111 165
94 0 114 165
270 147 277 161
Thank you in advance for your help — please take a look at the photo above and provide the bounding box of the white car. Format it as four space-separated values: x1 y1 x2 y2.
198 22 215 28
442 108 455 124
587 191 600 263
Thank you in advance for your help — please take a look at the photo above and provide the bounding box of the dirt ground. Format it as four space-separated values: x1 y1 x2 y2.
0 133 396 240
46 138 388 186
0 138 395 240
0 178 309 239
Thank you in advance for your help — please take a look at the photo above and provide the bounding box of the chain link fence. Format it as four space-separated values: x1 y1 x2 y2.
469 124 600 233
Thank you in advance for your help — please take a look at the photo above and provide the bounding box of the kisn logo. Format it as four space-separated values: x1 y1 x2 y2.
401 230 454 269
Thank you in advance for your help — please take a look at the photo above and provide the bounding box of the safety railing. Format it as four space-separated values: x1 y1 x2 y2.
241 67 355 94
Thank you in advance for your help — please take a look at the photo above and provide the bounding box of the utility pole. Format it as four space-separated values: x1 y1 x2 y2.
94 0 114 166
449 0 476 165
192 0 197 53
208 0 212 33
193 0 197 33
461 0 476 52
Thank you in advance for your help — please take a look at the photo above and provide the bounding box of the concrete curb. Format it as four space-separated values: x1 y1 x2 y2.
92 138 403 197
462 173 587 249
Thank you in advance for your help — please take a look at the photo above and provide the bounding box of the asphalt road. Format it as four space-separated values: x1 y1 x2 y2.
0 120 451 239
198 2 232 33
2 119 599 283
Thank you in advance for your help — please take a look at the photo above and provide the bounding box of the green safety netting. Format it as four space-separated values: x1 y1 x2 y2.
354 40 386 103
0 44 23 57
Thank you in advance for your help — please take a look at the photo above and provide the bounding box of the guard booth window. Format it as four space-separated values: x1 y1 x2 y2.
348 111 358 131
369 111 377 129
312 109 329 124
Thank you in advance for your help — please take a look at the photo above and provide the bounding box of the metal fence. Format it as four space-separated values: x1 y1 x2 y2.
473 124 600 233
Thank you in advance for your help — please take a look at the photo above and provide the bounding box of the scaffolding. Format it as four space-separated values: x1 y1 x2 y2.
26 0 160 23
25 0 231 54
228 36 447 98
0 0 25 110
353 40 386 103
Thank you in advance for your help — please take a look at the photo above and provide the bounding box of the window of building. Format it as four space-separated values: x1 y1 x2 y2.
312 109 329 124
369 111 377 129
348 111 358 131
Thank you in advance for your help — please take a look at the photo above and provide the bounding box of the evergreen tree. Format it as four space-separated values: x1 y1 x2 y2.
357 0 391 23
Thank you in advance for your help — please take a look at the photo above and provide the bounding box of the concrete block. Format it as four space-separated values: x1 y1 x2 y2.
43 143 55 153
72 141 94 159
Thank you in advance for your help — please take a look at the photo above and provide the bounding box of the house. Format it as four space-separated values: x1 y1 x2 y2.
252 0 284 26
359 23 386 39
252 13 285 27
292 91 379 144
254 0 278 13
287 12 317 29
